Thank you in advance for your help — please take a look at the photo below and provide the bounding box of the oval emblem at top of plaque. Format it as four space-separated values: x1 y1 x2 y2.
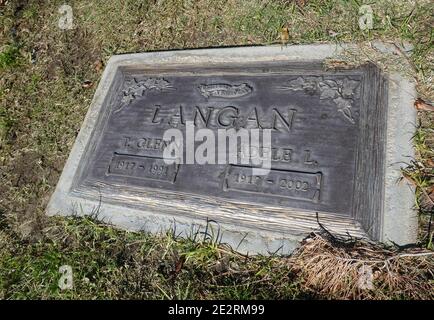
198 83 253 99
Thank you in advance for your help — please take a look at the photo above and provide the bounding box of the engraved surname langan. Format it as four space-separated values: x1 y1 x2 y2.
223 165 322 202
107 153 179 183
198 83 253 98
143 105 297 132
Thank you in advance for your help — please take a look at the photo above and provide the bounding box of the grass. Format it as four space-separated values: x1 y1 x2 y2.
0 215 432 299
0 45 20 69
0 0 433 299
0 216 306 299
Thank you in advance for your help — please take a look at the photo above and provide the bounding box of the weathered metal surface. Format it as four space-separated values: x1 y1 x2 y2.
73 63 373 221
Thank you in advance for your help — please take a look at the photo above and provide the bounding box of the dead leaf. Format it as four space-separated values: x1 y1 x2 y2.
426 158 434 168
174 255 185 274
328 30 338 37
94 60 104 72
402 171 417 186
295 0 307 7
247 35 255 44
415 98 434 112
280 26 289 45
420 186 434 211
81 80 93 88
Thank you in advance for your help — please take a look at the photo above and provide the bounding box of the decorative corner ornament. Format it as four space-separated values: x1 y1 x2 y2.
277 76 360 124
114 77 175 113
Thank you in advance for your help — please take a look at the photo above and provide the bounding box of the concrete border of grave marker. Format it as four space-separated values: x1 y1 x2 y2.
46 44 418 254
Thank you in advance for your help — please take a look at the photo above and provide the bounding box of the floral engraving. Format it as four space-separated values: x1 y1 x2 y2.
277 76 360 124
114 78 175 113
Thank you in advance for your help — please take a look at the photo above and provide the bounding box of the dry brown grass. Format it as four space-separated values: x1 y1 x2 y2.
290 234 434 299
